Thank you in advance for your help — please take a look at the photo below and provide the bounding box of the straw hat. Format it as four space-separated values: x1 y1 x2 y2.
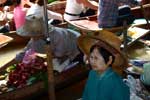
16 14 45 37
77 30 128 75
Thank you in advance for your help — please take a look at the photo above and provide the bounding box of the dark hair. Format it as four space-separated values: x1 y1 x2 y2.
13 0 21 7
90 45 115 66
35 0 44 6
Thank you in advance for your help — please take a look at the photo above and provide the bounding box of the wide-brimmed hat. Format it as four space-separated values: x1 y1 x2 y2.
77 30 128 75
16 14 45 37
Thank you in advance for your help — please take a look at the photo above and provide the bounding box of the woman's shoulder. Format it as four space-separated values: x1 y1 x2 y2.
89 70 97 75
107 70 128 87
103 68 123 82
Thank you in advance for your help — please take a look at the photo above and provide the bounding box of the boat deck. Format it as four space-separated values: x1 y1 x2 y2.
37 79 86 100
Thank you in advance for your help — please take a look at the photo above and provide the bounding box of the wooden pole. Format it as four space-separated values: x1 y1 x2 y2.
123 20 128 53
45 43 56 100
43 0 56 100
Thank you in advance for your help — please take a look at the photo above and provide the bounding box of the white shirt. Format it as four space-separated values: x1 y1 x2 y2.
64 0 85 21
26 4 62 21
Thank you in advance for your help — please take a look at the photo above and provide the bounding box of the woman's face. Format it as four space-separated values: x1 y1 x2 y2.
89 48 107 72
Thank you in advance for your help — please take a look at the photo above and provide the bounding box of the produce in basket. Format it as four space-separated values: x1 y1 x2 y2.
7 56 47 88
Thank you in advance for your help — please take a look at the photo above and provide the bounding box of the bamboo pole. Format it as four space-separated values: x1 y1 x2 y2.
45 44 56 100
123 20 128 53
43 0 56 100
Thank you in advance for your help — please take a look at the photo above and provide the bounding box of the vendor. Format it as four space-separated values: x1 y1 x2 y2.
64 0 98 21
16 14 81 72
77 30 129 100
0 6 13 33
74 0 139 28
96 0 140 28
13 0 32 30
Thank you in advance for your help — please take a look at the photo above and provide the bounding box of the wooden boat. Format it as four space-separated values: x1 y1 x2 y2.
0 3 86 97
131 3 150 19
0 63 89 100
0 20 149 100
65 4 150 48
0 34 13 48
66 13 150 59
65 3 150 32
47 0 150 17
0 2 150 100
0 1 150 32
47 0 66 15
55 1 150 48
0 1 67 32
0 28 89 100
0 31 29 67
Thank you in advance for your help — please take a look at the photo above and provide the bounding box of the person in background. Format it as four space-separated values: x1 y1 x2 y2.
0 6 11 33
13 0 32 29
0 0 7 6
64 0 98 21
77 30 130 100
0 6 11 22
26 0 63 22
2 6 10 20
97 0 140 28
76 0 140 28
0 0 13 7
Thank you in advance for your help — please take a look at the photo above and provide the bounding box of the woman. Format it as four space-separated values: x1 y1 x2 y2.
64 0 98 21
13 0 32 29
77 30 130 100
16 13 81 72
0 0 7 6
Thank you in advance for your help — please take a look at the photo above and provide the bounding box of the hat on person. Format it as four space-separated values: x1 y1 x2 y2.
16 14 45 37
77 30 128 75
